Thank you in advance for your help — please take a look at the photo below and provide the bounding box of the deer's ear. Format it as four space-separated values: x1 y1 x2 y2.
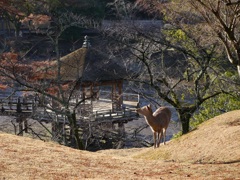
147 104 151 110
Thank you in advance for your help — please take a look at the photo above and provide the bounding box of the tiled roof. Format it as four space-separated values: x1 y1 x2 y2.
41 36 132 82
82 47 130 82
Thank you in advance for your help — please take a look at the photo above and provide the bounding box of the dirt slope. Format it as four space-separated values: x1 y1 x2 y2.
0 110 240 179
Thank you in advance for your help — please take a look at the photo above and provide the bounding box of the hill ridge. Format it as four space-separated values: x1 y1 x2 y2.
0 110 240 179
131 110 240 163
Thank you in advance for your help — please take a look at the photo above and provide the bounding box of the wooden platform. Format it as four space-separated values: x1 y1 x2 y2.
0 91 139 125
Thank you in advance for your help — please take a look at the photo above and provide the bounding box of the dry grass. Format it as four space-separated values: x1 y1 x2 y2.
1 110 240 179
133 110 240 163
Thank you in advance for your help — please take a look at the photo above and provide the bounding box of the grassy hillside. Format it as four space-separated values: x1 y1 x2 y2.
133 110 240 163
0 110 240 179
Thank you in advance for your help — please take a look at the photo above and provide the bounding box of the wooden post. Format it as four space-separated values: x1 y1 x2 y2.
31 99 35 112
23 96 28 110
24 117 28 133
118 80 123 110
118 122 125 136
16 97 22 113
17 116 28 134
82 86 86 103
16 98 23 136
18 117 23 136
52 115 58 141
1 104 5 113
62 116 67 146
8 97 12 110
112 83 115 111
111 80 123 112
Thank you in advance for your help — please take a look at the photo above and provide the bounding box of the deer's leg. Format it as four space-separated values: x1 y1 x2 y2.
153 131 157 148
157 132 161 147
163 128 166 145
159 129 163 146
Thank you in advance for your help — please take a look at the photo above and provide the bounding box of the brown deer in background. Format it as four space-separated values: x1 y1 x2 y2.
136 104 171 148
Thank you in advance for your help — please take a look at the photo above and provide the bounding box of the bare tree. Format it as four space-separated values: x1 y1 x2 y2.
0 12 96 149
134 0 240 75
186 0 240 76
102 5 232 134
226 0 240 6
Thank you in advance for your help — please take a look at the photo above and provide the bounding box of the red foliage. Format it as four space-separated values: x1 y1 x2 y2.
46 84 69 95
0 0 25 17
21 13 51 30
0 84 8 90
1 52 18 63
0 52 70 95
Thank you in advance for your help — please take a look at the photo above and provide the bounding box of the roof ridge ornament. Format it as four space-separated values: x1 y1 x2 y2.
82 35 91 48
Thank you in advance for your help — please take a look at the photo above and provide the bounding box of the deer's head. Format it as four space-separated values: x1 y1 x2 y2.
136 104 153 116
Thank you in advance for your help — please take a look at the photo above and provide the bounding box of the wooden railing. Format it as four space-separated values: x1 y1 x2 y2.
0 96 38 114
0 91 140 124
94 107 138 121
99 91 139 102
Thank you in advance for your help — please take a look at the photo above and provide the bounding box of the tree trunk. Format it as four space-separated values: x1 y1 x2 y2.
238 65 240 78
178 108 194 134
181 118 190 134
67 112 84 150
14 21 21 37
18 116 23 136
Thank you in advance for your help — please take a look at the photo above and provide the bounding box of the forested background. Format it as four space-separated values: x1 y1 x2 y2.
0 0 239 150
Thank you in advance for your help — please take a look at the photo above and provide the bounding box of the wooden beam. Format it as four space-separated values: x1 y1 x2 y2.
81 79 124 87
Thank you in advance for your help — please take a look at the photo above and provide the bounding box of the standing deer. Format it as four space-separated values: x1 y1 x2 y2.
136 104 171 148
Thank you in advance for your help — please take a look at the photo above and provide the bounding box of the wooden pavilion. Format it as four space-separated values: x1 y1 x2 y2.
43 35 139 122
81 36 131 112
0 36 139 145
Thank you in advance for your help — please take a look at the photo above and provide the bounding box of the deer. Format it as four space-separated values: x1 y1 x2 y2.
136 104 171 148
